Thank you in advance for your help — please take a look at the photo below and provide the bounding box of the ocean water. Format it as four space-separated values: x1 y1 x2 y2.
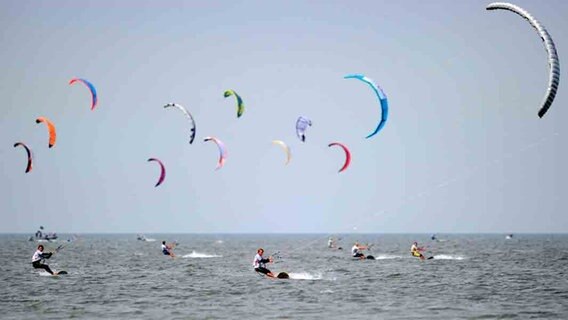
1 234 567 319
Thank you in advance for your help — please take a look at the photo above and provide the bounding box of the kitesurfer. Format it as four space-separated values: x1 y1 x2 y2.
351 242 368 259
253 248 274 277
410 241 425 260
161 241 175 258
328 237 336 248
31 245 54 275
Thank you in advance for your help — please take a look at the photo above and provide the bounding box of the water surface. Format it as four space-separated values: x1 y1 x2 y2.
1 234 567 319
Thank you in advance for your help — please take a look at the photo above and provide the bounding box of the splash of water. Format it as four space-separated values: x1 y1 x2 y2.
288 272 323 280
375 255 406 260
182 251 222 258
432 255 464 260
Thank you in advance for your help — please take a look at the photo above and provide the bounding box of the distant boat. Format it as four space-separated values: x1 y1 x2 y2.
32 227 57 241
137 234 156 242
505 234 514 240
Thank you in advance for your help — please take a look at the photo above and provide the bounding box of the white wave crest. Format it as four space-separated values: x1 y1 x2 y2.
433 254 465 260
182 251 222 258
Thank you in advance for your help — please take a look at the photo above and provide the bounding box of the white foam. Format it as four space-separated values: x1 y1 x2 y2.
38 271 61 277
432 254 465 260
375 254 405 260
288 272 322 280
182 251 222 258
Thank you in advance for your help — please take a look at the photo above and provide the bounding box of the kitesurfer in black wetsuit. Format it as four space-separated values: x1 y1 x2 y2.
31 244 54 275
253 248 274 277
161 241 176 258
351 242 369 259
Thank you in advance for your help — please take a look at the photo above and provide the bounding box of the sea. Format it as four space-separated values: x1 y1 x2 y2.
1 234 567 319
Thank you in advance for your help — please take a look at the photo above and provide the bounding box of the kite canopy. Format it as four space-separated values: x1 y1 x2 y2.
163 103 196 144
344 74 388 139
35 117 56 148
296 116 312 142
204 136 227 170
13 142 33 173
69 78 98 110
328 142 351 173
486 2 559 118
147 158 166 187
272 140 291 165
224 90 245 118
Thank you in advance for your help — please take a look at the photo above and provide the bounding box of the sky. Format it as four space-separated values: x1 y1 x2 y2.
1 0 567 234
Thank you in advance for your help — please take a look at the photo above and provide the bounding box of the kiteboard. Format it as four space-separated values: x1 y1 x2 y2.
413 256 434 260
276 272 289 279
352 255 375 260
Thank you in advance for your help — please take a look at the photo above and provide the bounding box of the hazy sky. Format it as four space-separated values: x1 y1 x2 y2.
1 0 566 233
